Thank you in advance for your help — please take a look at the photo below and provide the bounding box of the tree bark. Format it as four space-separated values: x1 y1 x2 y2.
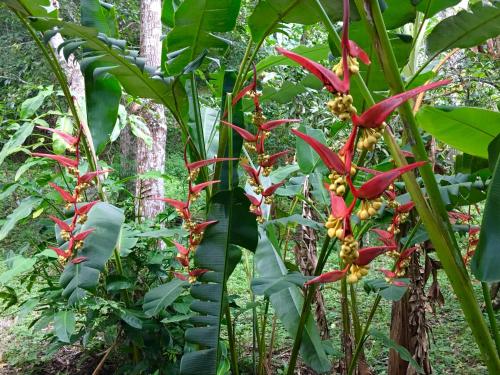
293 176 330 340
136 0 167 220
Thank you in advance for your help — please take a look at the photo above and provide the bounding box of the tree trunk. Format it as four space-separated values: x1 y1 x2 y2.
293 176 330 340
136 0 167 220
389 253 432 375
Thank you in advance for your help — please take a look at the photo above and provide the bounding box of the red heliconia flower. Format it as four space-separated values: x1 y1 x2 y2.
372 228 397 247
353 161 426 200
469 227 480 236
260 150 290 168
192 220 218 234
71 256 88 264
245 193 261 207
186 157 238 171
291 129 346 174
354 245 397 266
305 265 350 286
397 246 419 265
36 126 79 145
73 228 95 241
397 201 415 214
49 182 76 203
78 170 111 184
347 40 370 65
188 269 209 278
75 201 99 215
190 180 220 195
352 80 451 128
276 47 349 94
232 63 258 107
174 272 188 281
32 153 78 168
379 269 397 279
241 163 261 184
173 241 189 256
48 246 70 258
260 119 301 132
262 180 286 197
448 210 471 223
176 256 190 267
49 215 72 232
221 121 257 142
329 191 348 218
255 134 266 154
158 197 188 211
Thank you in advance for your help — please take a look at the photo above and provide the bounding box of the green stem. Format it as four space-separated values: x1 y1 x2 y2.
347 295 381 375
482 282 500 355
286 236 331 375
258 298 270 375
350 284 361 341
225 303 240 375
227 93 234 189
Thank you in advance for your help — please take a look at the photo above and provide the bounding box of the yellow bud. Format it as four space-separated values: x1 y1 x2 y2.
336 185 346 195
327 228 337 238
372 201 383 210
335 228 344 239
358 210 369 220
347 273 358 284
368 207 377 216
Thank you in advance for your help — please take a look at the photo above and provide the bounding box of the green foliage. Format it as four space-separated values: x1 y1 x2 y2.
0 121 35 167
0 197 41 242
472 134 500 282
254 228 331 373
180 188 257 375
427 2 500 56
165 0 242 75
59 202 125 305
53 310 75 343
143 278 188 317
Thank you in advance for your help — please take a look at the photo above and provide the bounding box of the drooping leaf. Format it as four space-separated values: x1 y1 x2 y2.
364 278 409 301
53 310 75 343
180 188 257 375
0 197 42 242
0 256 36 285
296 125 328 174
417 106 500 159
255 44 330 73
369 329 424 374
165 0 241 75
254 228 331 373
20 86 53 119
0 121 35 167
80 0 122 154
143 278 188 317
472 134 500 282
427 2 500 56
59 203 124 304
251 272 309 296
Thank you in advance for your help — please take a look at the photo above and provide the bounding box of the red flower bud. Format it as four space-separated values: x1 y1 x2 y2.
192 220 218 234
305 265 349 285
260 150 290 168
49 182 76 203
262 180 286 197
186 157 238 171
221 121 257 142
173 241 189 256
71 256 88 264
32 153 78 168
78 170 111 184
36 126 78 145
75 201 99 215
354 246 397 266
347 40 371 65
48 246 70 258
355 161 426 200
190 180 220 195
73 228 95 241
49 215 72 232
260 119 300 132
352 80 451 128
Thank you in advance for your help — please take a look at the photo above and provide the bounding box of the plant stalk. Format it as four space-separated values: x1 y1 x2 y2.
482 282 500 355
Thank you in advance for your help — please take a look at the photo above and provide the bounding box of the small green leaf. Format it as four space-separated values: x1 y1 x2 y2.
0 121 34 167
143 278 188 317
20 86 53 119
0 197 42 242
0 256 36 285
53 310 75 343
364 278 409 301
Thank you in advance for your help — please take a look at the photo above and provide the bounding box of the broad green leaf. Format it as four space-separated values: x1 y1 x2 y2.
162 0 179 27
0 256 36 285
20 86 53 119
415 0 461 18
81 0 122 154
269 164 300 184
59 203 124 304
14 159 45 181
165 0 241 75
1 0 57 17
53 310 75 343
472 134 500 282
30 18 188 124
254 228 331 373
364 278 409 301
143 278 188 317
180 188 257 375
0 121 35 167
296 125 327 174
248 0 356 43
0 184 19 201
251 272 308 296
427 2 500 56
106 275 132 292
120 309 143 329
264 214 323 230
370 329 424 374
0 197 41 242
416 106 500 159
